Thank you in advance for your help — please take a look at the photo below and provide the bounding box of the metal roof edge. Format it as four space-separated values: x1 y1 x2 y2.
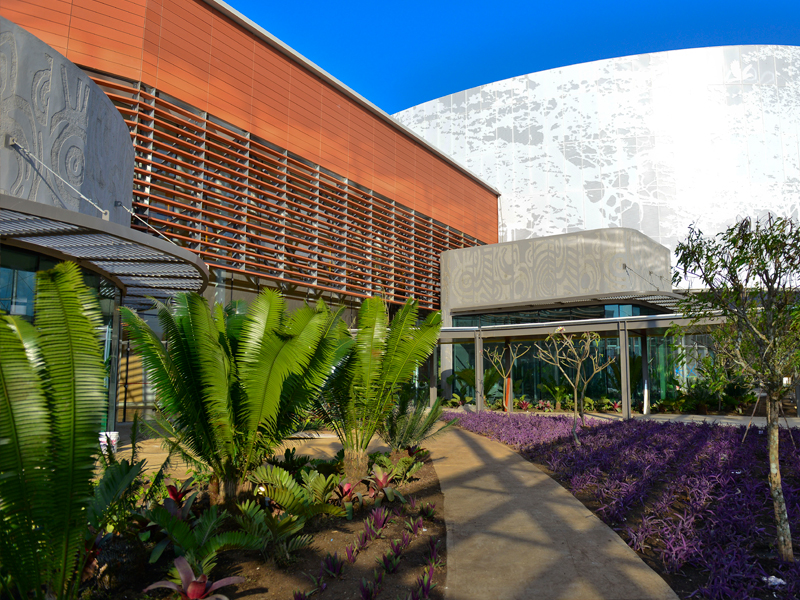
0 194 210 293
198 0 501 198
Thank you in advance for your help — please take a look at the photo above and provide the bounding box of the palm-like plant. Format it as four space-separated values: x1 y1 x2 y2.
378 386 453 452
121 290 346 503
0 262 108 600
314 297 441 483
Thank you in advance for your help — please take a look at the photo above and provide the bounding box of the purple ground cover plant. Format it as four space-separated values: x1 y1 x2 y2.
444 411 800 599
369 506 391 530
425 536 443 569
420 503 436 519
359 569 383 600
442 411 598 448
414 565 436 599
377 550 401 573
390 538 406 555
356 531 370 551
405 516 424 536
344 542 358 564
321 552 345 578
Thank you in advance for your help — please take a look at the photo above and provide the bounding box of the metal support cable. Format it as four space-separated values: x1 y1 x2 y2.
8 136 109 221
622 262 661 291
113 200 177 246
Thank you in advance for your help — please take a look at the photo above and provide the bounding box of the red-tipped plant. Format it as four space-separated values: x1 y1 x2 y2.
164 477 198 520
337 481 363 519
144 556 244 599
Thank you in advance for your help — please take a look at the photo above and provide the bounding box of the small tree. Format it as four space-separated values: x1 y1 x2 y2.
673 214 800 562
535 329 615 445
484 343 530 411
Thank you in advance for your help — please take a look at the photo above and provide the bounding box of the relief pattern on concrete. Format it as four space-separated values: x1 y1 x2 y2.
441 228 671 315
394 46 800 260
0 17 133 226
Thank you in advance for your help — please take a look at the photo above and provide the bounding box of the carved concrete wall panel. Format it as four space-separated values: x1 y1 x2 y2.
0 17 133 226
441 228 671 316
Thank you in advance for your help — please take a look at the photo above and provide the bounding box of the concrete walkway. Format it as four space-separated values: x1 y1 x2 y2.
426 427 677 600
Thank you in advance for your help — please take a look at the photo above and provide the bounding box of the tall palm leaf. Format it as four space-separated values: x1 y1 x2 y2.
122 290 346 503
0 262 107 600
315 297 441 483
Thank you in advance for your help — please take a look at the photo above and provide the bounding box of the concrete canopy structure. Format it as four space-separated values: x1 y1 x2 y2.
440 227 675 326
394 46 800 258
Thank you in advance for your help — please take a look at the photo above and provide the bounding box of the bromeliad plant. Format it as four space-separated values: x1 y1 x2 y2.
144 555 244 600
0 263 140 600
122 290 347 503
365 466 404 506
314 297 441 483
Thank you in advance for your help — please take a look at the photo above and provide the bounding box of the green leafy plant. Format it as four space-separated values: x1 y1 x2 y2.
313 297 441 483
378 386 454 452
145 504 260 576
673 214 800 561
537 382 571 410
121 290 347 503
372 454 423 485
0 262 125 600
452 367 502 401
234 499 314 565
249 463 344 516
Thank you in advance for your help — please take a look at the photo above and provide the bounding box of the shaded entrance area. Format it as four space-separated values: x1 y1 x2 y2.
430 312 719 419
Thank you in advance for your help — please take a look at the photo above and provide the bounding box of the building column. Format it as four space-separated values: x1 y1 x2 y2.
505 337 513 413
618 322 631 420
641 332 650 415
106 287 122 431
428 344 438 407
475 329 484 412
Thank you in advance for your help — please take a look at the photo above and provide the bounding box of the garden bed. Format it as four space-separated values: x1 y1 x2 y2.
443 410 800 600
86 453 446 600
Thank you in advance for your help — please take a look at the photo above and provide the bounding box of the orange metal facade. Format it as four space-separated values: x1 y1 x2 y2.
5 0 499 308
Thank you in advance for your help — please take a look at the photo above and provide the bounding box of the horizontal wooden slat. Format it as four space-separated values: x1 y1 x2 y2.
91 76 481 309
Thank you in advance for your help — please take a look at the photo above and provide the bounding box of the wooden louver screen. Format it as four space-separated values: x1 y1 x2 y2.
91 76 482 309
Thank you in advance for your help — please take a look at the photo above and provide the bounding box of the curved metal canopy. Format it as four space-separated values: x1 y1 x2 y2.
0 194 209 308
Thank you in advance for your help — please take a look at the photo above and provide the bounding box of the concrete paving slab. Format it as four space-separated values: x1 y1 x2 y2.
427 427 678 600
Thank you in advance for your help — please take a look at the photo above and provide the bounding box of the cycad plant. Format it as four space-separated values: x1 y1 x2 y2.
0 263 108 600
378 386 453 452
314 297 441 483
121 289 346 503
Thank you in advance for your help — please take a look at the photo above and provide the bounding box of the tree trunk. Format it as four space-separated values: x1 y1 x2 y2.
767 397 794 562
579 395 586 426
344 448 370 484
572 389 581 446
209 476 245 506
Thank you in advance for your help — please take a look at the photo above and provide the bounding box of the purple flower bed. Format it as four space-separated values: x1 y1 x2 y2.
443 411 800 600
441 410 598 448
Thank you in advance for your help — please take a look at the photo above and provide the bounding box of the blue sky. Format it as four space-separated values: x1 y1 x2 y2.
227 0 800 115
